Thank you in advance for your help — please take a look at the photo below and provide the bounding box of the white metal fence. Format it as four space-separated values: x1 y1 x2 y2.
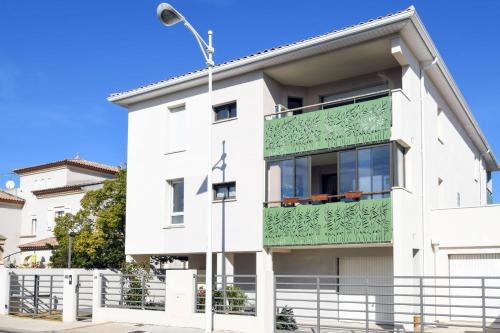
100 273 166 311
274 275 500 333
8 272 64 319
195 274 257 315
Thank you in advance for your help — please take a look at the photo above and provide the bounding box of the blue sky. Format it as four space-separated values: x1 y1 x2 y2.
1 1 499 201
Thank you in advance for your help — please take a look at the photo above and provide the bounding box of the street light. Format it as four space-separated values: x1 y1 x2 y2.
157 4 215 332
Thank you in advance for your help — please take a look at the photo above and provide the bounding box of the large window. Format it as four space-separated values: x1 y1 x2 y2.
169 179 184 225
266 143 394 203
214 102 237 121
340 145 391 198
267 157 310 201
168 105 186 152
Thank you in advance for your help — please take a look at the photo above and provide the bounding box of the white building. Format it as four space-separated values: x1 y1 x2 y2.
0 158 118 267
108 6 499 331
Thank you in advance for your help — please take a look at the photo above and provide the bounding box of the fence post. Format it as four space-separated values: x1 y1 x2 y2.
0 268 10 315
33 275 39 318
316 277 321 333
482 278 486 333
62 270 77 322
365 278 369 333
91 269 103 323
49 275 53 314
420 277 424 333
141 275 145 310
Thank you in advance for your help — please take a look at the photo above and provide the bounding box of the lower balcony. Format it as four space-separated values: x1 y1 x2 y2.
263 197 392 247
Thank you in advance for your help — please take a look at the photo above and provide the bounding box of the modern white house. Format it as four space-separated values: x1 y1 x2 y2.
107 6 499 332
0 157 118 267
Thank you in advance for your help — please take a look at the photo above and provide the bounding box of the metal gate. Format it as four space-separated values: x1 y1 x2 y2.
76 274 94 321
8 273 64 319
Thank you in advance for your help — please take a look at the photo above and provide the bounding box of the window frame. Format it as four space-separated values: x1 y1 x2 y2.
213 181 237 201
213 101 237 122
168 179 185 225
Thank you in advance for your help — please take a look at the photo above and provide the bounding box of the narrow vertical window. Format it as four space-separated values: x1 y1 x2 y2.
31 217 37 235
168 105 186 152
169 179 184 225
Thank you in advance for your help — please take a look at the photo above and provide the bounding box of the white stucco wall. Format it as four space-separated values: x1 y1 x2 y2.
125 71 265 256
0 203 22 264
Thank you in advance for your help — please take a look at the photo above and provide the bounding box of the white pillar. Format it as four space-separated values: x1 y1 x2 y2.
62 270 77 322
164 269 198 328
257 249 274 333
91 269 103 323
216 252 234 285
0 268 10 315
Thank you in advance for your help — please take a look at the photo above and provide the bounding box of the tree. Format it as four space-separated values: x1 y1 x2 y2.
50 168 126 269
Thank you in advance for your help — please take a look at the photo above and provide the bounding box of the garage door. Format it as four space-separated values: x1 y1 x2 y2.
339 256 394 324
449 254 500 322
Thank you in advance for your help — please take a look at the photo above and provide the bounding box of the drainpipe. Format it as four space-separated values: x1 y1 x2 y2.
419 57 438 276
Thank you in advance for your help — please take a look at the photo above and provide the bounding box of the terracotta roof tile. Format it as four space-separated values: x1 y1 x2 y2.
0 190 25 206
109 7 414 99
13 158 119 175
18 237 58 251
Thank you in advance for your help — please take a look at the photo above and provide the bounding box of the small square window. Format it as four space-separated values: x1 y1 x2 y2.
213 182 236 200
214 102 237 121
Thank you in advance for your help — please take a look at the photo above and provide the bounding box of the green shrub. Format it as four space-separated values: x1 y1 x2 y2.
276 306 298 331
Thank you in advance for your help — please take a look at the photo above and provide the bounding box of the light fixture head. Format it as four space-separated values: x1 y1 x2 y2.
157 3 184 26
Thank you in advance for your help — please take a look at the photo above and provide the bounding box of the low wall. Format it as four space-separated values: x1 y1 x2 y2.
431 204 500 248
91 269 261 333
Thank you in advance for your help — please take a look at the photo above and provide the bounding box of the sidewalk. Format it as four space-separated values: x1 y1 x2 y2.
0 315 238 333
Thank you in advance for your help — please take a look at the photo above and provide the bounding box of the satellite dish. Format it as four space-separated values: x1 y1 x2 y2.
5 180 15 190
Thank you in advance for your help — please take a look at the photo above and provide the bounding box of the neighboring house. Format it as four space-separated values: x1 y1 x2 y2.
109 5 498 294
0 157 118 267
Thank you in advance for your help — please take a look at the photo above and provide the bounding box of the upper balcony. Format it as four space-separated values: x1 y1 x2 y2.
264 92 392 159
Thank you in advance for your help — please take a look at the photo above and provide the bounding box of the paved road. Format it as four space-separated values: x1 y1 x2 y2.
0 315 238 333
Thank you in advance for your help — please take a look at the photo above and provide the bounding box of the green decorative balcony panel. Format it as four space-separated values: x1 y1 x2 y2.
263 198 392 247
264 96 392 158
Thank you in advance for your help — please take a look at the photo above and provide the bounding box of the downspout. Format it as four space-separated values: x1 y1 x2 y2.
419 56 437 276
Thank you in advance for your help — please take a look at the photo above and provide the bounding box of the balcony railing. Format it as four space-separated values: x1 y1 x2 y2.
263 93 392 158
263 196 392 247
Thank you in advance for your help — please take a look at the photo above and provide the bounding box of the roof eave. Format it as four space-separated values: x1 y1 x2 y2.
107 8 416 107
408 13 499 171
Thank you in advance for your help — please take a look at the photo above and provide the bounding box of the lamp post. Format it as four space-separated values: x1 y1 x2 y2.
157 4 214 332
67 231 76 268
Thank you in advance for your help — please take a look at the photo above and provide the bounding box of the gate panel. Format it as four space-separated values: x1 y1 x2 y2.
8 273 64 320
76 274 94 321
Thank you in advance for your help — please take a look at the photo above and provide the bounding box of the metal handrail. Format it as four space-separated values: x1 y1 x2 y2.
263 190 391 207
264 89 390 119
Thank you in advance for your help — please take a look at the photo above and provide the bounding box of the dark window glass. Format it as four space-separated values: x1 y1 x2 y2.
172 181 184 213
280 159 294 199
287 97 303 115
213 182 236 200
339 150 357 193
295 157 309 197
214 102 237 121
